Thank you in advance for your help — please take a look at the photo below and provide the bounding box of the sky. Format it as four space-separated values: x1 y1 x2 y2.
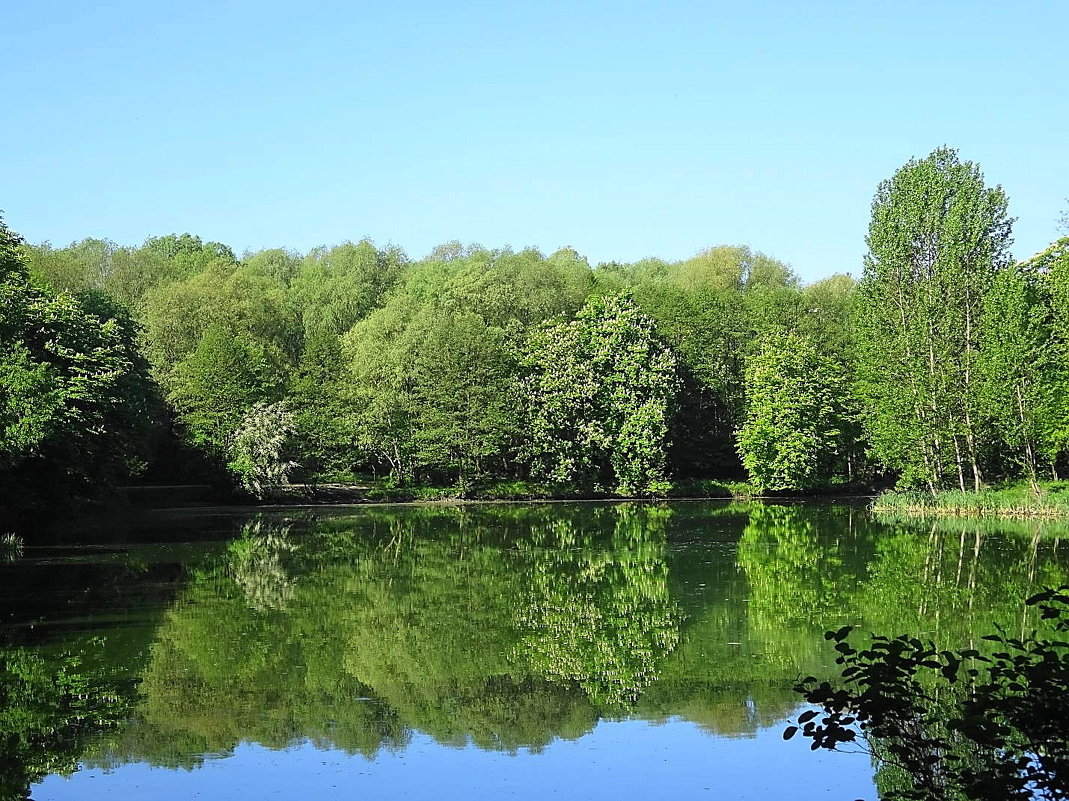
2 0 1066 283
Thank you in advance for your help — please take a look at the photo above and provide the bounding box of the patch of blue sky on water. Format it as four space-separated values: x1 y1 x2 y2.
34 715 873 800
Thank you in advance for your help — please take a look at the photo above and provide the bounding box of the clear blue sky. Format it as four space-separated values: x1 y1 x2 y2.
3 0 1066 283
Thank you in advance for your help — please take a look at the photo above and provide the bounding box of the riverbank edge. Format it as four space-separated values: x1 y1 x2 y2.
257 480 882 508
872 483 1069 520
117 480 878 510
110 480 1069 520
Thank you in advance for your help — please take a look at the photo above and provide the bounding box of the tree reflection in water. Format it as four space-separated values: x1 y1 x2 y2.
2 502 1068 798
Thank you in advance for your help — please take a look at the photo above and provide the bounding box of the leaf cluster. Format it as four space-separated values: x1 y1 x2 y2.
789 587 1069 800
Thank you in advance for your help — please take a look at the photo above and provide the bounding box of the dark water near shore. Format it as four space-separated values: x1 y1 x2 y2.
2 501 1067 800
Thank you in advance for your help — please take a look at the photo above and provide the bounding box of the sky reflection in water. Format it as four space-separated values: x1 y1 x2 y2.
36 719 873 801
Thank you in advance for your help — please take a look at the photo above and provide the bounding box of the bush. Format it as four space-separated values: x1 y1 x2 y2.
788 587 1069 800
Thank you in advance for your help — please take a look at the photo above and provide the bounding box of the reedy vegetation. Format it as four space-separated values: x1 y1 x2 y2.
1 147 1068 516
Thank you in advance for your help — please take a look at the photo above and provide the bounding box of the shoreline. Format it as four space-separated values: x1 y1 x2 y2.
871 483 1069 520
117 483 879 512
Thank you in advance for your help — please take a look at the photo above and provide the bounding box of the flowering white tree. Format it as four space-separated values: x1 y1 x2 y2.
228 400 297 497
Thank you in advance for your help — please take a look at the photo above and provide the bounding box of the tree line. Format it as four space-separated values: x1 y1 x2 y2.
2 146 1067 518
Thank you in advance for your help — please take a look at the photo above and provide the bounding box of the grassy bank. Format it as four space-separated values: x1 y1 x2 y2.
873 481 1069 519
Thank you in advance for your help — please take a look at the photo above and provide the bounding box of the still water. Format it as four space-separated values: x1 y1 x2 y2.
2 501 1067 800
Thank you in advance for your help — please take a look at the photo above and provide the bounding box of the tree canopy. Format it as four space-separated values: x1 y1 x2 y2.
5 146 1069 509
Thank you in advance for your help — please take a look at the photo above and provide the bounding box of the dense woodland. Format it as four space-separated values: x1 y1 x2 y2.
2 146 1069 522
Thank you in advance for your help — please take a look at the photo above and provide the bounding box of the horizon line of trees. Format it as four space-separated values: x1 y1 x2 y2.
2 146 1068 522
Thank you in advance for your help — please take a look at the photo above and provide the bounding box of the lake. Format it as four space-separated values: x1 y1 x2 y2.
2 501 1066 801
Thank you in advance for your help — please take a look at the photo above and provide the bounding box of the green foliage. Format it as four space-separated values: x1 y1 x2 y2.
289 240 406 339
0 646 135 800
518 295 680 495
168 326 285 455
790 587 1069 801
1030 238 1069 467
228 401 297 498
345 303 519 483
0 342 63 459
287 329 358 477
0 217 157 517
8 166 1069 504
241 247 302 285
23 232 239 310
340 248 592 485
141 259 298 385
615 246 804 478
978 264 1060 487
737 331 857 491
797 274 858 359
856 146 1012 492
400 307 518 482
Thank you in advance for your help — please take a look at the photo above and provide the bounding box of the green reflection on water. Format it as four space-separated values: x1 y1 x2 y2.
2 502 1068 799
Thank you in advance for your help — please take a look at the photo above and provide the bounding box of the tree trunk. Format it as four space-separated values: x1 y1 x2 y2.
1015 384 1041 495
952 436 967 493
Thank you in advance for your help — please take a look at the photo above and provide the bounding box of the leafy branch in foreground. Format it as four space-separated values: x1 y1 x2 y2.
786 587 1069 801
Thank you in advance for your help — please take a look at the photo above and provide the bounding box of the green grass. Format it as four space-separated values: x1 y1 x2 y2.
666 479 758 499
873 480 1069 519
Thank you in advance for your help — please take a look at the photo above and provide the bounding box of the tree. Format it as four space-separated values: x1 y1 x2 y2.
0 216 157 518
287 329 359 478
518 295 679 495
22 232 240 311
977 264 1059 490
228 401 297 497
855 147 1013 492
141 260 298 387
167 326 285 456
345 298 521 485
290 240 406 340
1029 238 1069 471
21 237 118 295
736 331 857 491
339 247 592 484
797 274 858 362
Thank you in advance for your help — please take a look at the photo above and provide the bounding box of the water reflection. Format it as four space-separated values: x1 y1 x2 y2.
2 502 1068 800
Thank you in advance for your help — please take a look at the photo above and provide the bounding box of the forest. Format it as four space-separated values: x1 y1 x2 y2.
3 146 1069 523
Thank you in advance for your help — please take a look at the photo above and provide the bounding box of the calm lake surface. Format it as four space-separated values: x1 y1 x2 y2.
3 501 1067 801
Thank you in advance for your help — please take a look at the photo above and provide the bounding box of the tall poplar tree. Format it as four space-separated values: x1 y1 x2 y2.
855 147 1013 492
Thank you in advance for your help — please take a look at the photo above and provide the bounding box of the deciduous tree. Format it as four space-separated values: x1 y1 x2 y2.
518 295 679 495
737 331 856 491
855 147 1013 492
